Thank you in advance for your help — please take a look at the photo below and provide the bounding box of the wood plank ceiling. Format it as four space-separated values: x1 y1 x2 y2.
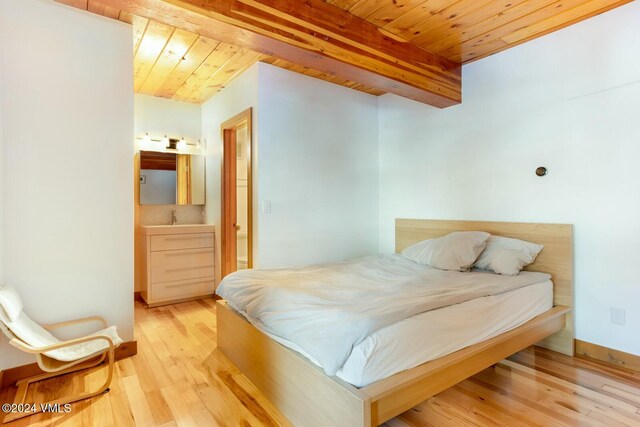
324 0 631 64
57 1 385 104
57 0 631 105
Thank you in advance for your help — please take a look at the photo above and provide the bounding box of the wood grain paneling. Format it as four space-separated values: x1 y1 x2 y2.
327 0 632 64
55 0 631 104
140 151 176 171
218 300 372 427
437 0 632 63
95 0 460 107
576 339 640 374
154 36 221 100
55 0 385 103
138 28 199 95
87 0 120 19
133 20 175 93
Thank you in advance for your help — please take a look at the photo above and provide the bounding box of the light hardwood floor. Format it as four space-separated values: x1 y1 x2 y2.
2 299 639 426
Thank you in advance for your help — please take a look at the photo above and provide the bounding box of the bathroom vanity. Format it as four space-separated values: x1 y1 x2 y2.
138 224 215 307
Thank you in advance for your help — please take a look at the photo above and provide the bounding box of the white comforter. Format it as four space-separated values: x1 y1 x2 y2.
216 254 550 375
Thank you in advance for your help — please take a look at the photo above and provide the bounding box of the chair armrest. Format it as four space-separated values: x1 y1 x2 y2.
42 316 108 331
9 333 115 355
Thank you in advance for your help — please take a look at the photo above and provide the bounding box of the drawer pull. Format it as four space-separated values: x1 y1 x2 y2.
150 233 213 251
150 246 215 284
151 278 214 301
165 249 213 256
163 236 211 241
164 265 214 272
163 281 207 289
160 278 213 288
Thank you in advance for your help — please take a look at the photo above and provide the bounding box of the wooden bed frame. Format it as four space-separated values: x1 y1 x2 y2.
215 219 573 426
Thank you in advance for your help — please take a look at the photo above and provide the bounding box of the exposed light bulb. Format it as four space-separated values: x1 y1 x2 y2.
177 137 187 151
140 133 152 150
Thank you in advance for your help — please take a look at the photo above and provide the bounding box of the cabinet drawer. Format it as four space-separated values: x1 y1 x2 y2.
150 248 215 283
150 233 214 252
151 278 214 302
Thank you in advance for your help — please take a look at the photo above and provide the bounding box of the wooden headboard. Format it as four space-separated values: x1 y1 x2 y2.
395 218 574 356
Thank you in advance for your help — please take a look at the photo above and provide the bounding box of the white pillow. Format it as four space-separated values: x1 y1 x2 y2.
401 231 490 271
474 236 543 275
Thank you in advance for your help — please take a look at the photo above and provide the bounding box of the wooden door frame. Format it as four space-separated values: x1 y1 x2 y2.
222 128 238 279
220 108 253 278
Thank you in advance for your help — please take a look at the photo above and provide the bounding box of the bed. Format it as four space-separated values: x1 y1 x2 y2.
215 219 573 426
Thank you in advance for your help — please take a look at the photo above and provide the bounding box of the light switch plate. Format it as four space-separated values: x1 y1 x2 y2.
611 307 626 326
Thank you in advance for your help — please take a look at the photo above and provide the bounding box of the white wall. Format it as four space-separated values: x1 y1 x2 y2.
257 63 379 267
202 63 259 283
378 2 640 355
0 0 134 369
202 63 379 276
134 94 202 145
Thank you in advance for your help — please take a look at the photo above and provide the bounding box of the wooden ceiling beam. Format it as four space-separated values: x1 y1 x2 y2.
90 0 462 107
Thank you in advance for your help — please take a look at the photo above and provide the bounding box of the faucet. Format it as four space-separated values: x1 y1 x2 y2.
171 209 178 225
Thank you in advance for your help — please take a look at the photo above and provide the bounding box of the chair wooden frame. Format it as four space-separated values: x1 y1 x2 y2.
0 316 116 424
215 218 574 426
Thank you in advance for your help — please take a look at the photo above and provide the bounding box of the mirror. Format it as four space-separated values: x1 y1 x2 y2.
139 151 205 205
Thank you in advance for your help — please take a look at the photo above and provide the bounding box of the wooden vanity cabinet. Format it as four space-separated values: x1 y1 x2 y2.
139 225 215 307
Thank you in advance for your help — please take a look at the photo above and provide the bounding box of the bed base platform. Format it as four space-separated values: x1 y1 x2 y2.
217 300 570 427
217 218 573 426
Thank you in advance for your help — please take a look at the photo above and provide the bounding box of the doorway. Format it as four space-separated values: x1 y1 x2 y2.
221 108 253 278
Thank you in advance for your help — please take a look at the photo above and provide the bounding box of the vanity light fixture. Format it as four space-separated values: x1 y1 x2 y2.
139 133 152 150
137 133 204 153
